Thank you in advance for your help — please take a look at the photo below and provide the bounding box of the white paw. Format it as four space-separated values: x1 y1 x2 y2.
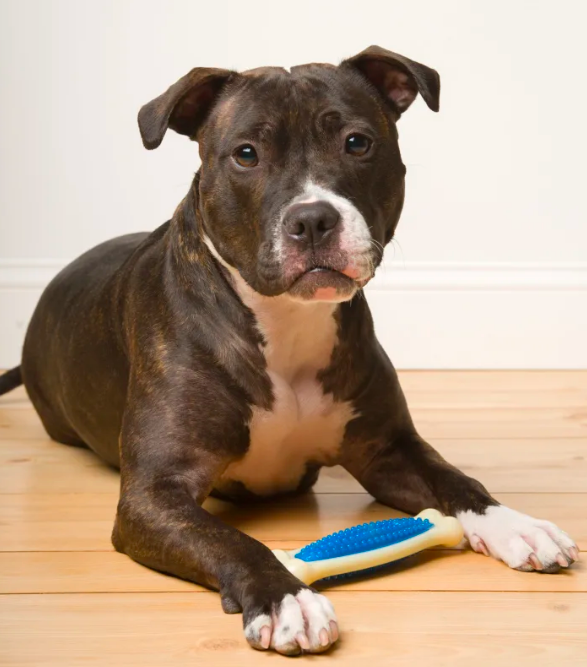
458 505 579 572
244 589 338 655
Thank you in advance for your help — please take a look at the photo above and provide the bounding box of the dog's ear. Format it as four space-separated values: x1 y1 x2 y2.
138 67 234 149
342 45 440 115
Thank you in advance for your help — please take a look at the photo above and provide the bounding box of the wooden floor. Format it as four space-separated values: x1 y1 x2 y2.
1 371 586 666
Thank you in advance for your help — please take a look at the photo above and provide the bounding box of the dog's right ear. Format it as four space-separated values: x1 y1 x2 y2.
138 67 234 150
342 46 440 115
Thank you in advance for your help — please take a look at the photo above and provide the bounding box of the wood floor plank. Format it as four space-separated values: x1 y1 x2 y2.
1 549 584 595
1 592 585 666
316 440 587 494
1 492 584 552
397 370 587 393
412 407 587 439
434 439 587 493
402 390 587 409
2 438 586 494
0 446 120 494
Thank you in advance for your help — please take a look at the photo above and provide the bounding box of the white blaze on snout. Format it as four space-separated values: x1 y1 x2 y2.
275 179 372 262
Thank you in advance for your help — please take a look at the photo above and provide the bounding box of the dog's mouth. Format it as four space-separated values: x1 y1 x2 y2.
287 266 362 302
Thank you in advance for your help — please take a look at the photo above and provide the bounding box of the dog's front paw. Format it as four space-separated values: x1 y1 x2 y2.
244 587 338 655
458 505 579 573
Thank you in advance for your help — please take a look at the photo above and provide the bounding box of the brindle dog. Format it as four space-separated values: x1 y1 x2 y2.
0 46 578 655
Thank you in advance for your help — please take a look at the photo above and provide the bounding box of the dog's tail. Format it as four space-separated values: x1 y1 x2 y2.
0 366 23 395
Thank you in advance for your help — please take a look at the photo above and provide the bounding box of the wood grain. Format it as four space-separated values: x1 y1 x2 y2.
1 549 585 595
1 592 586 666
1 491 585 552
2 438 586 494
397 370 587 392
2 370 587 665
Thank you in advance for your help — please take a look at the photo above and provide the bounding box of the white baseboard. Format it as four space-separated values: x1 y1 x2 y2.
1 259 586 369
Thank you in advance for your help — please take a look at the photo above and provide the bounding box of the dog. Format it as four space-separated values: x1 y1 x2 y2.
0 45 578 655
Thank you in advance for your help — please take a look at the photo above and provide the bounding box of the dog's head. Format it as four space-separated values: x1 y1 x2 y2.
139 46 439 302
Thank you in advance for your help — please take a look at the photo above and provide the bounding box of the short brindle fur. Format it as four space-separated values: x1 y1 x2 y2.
0 45 577 655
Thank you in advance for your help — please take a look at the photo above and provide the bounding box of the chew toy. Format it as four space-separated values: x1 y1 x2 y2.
272 509 463 585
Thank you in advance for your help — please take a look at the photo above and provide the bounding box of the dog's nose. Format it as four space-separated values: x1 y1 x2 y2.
282 201 340 247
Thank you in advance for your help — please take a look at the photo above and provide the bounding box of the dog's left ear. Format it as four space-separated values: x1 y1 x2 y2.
342 45 440 114
138 67 235 149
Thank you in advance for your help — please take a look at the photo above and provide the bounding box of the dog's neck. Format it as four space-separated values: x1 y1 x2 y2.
203 231 339 383
168 178 209 266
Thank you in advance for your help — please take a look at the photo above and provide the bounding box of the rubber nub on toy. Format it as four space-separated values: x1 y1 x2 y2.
296 516 433 562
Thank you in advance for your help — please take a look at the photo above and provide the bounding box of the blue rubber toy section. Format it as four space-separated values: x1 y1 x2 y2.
295 517 434 563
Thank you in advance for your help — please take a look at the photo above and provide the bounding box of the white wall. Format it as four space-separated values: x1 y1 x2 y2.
1 0 586 368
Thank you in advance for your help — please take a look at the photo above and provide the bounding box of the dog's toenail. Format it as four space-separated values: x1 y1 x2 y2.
319 628 330 647
477 539 489 556
329 620 339 641
529 553 543 570
260 625 271 649
557 554 568 567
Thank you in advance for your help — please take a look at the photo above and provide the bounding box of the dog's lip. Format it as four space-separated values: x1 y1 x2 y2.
290 266 355 286
299 266 371 285
307 266 338 274
303 266 358 279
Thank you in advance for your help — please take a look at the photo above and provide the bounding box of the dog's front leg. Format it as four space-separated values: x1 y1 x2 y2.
112 392 338 655
344 429 578 572
340 367 578 573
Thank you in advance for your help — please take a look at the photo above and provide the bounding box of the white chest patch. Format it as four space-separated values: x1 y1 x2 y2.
216 266 355 496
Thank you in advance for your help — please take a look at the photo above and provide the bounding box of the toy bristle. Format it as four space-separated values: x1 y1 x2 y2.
295 516 433 563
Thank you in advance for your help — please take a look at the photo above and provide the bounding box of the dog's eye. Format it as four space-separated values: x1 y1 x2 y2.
234 144 258 168
345 134 372 157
